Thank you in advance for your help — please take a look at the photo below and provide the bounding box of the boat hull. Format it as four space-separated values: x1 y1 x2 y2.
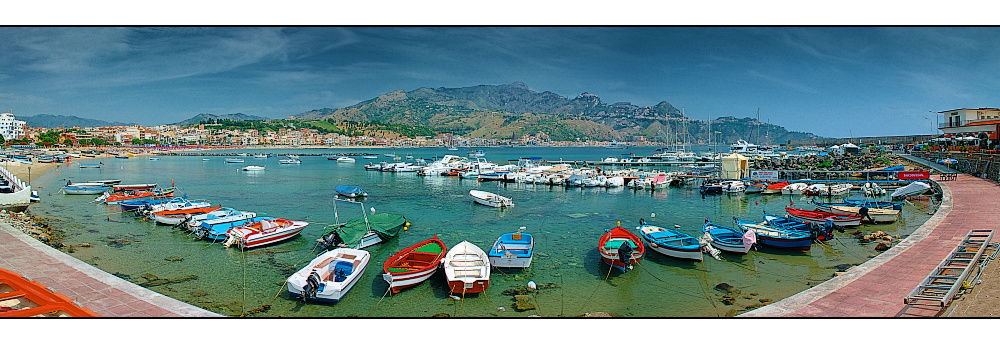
639 225 702 261
599 226 645 272
443 241 491 294
287 248 370 302
703 223 752 254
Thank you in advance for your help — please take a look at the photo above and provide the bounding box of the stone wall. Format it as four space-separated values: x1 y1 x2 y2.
915 151 1000 182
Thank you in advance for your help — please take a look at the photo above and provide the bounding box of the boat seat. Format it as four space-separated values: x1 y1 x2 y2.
604 239 637 251
450 259 483 267
453 268 483 278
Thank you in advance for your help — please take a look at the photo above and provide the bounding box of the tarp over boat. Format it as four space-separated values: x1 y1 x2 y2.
335 185 367 197
328 213 406 248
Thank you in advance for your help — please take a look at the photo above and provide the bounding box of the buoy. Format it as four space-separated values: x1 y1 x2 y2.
527 281 537 289
450 295 461 300
497 306 506 311
403 227 408 232
651 212 656 218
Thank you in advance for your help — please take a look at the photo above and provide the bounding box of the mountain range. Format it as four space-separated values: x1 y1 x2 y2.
19 114 138 128
170 113 271 126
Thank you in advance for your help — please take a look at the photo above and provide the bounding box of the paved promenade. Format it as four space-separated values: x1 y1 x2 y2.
0 221 221 317
742 173 999 317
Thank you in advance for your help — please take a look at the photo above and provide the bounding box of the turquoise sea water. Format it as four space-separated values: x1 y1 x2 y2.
29 147 933 317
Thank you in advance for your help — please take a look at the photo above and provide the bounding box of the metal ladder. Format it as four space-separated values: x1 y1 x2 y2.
904 229 994 307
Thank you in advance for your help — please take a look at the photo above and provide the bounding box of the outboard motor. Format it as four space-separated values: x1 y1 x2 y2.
301 271 321 302
617 241 634 271
192 227 207 240
319 232 344 252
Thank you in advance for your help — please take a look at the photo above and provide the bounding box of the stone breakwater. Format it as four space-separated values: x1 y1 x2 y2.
0 210 67 249
751 152 911 172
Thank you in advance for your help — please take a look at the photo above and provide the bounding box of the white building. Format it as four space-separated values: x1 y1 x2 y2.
938 108 1000 141
0 112 26 140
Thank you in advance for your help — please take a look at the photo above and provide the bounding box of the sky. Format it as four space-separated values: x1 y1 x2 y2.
3 25 1000 138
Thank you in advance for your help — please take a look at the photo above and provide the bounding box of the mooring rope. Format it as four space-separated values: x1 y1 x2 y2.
366 286 393 317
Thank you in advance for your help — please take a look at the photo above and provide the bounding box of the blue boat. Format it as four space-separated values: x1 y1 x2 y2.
63 185 111 195
638 222 702 261
702 221 753 254
762 212 811 232
734 217 811 249
699 182 722 195
488 228 534 268
194 216 276 241
120 197 187 212
335 185 367 198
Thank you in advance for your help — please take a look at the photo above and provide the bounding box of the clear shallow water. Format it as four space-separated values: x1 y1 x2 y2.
29 147 933 317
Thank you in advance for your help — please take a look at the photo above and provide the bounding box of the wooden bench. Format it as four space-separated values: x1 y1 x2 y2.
940 172 957 181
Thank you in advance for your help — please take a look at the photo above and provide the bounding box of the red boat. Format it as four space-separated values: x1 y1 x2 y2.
0 268 99 317
102 187 175 204
382 235 447 294
150 206 222 225
762 181 789 194
785 207 861 227
113 183 157 192
224 218 309 249
598 224 645 273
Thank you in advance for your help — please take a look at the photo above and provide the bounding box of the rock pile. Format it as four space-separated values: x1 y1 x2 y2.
0 210 64 248
752 152 903 172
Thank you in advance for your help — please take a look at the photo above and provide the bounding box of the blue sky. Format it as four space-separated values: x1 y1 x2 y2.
2 26 999 138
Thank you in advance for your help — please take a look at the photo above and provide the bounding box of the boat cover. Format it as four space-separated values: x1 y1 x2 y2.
327 213 406 247
335 185 366 196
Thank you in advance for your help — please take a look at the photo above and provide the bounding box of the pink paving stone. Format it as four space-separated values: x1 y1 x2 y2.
87 296 127 310
107 304 139 316
126 300 157 312
143 307 179 317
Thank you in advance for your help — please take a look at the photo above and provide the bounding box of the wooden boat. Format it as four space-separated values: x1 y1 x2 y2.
598 224 645 272
137 199 210 214
890 181 931 200
762 181 789 194
241 165 265 171
829 205 900 223
469 190 513 208
382 235 447 294
638 223 702 261
0 268 99 317
223 218 309 249
100 190 155 204
120 197 185 211
702 222 754 254
319 213 407 250
150 206 222 225
287 248 370 303
442 241 491 294
113 183 157 192
488 228 534 268
87 179 122 186
785 206 861 227
763 212 812 232
734 217 811 249
335 185 368 198
63 184 110 195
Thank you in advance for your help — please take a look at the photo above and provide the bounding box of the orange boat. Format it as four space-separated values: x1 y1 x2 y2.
150 206 222 225
0 268 99 317
101 187 176 204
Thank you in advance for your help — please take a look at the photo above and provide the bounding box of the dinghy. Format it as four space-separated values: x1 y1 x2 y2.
469 190 514 208
382 235 447 294
785 207 861 227
488 227 534 268
287 248 370 303
638 222 702 261
598 224 645 272
443 241 491 294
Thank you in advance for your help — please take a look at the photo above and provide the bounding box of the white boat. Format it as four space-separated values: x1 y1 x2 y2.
605 141 628 149
0 166 31 212
184 207 256 230
829 205 900 223
781 182 808 195
488 228 534 268
363 155 378 159
225 158 244 163
469 190 513 208
861 182 885 197
891 181 931 199
242 165 265 171
287 248 370 303
337 156 356 163
443 241 490 294
279 158 301 164
721 180 746 193
254 154 268 159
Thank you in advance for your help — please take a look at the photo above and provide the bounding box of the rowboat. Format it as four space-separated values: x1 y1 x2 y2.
598 224 645 272
184 208 257 231
0 268 99 317
99 190 155 204
241 165 265 171
287 248 370 303
150 206 222 226
763 212 812 232
702 222 755 254
469 190 513 208
829 205 900 223
223 218 309 249
78 163 102 168
890 181 931 200
762 181 788 194
87 180 122 186
193 216 274 241
225 158 244 163
382 235 447 294
114 184 157 192
785 206 861 227
841 199 902 210
734 217 811 249
442 241 491 294
335 185 368 198
488 228 534 268
63 184 110 195
638 223 702 261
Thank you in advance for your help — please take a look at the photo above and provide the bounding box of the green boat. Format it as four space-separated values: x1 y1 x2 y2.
319 213 408 250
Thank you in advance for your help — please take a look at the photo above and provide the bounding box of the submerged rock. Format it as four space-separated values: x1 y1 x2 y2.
514 295 536 311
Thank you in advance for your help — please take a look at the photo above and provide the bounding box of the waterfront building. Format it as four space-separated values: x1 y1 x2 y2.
0 111 27 140
938 108 1000 141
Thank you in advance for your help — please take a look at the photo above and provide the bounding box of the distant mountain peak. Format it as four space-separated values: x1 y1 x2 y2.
19 114 137 128
172 113 270 126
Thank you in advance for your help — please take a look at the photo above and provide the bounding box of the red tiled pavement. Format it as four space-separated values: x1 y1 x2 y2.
0 221 220 317
742 174 1000 317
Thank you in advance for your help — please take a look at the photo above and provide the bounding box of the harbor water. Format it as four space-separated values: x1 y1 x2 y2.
29 147 934 317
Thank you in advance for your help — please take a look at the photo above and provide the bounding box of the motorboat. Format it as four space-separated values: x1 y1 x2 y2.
781 183 808 195
242 165 265 171
337 156 356 163
598 224 644 272
890 181 931 200
335 185 368 198
223 218 309 249
638 222 702 261
469 190 513 208
287 248 370 303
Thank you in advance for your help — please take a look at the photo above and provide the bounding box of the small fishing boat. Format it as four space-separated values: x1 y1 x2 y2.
442 241 490 294
279 158 301 164
287 248 370 303
63 184 111 195
382 235 447 294
223 218 309 249
638 222 702 261
468 150 485 157
721 180 746 193
829 205 901 223
860 182 886 197
78 163 102 168
241 165 265 171
184 208 257 231
318 213 407 250
150 206 222 226
336 156 356 163
99 190 156 204
785 207 861 227
734 217 811 249
363 155 378 159
469 190 514 208
0 268 99 317
488 227 534 268
254 154 268 159
745 181 769 194
87 179 122 186
113 184 157 192
699 181 723 195
841 199 902 210
781 182 808 195
335 185 368 198
890 181 931 200
148 157 160 161
762 181 789 195
136 199 210 215
364 162 383 171
193 216 274 241
599 224 644 272
225 158 244 163
120 197 186 212
702 221 754 254
763 212 812 232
